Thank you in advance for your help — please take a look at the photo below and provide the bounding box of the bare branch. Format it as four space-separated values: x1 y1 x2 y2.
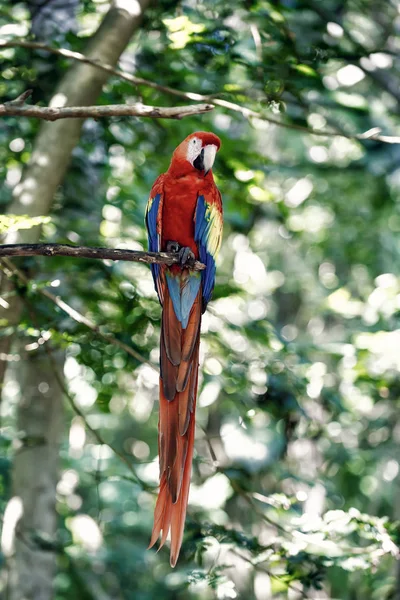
0 99 214 121
6 89 34 105
0 243 206 270
2 39 399 143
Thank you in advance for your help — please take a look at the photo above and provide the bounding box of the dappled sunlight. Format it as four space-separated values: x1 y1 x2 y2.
234 252 269 291
306 362 327 399
68 515 103 552
199 380 221 407
114 0 142 17
364 272 400 323
287 205 334 234
138 457 159 485
308 145 328 163
131 439 150 460
213 296 249 326
336 65 365 86
383 460 399 482
64 356 98 408
285 177 313 208
0 22 28 37
190 473 231 510
1 497 23 557
163 16 205 50
327 288 364 317
221 421 270 466
57 469 79 496
68 416 86 456
129 389 154 422
49 92 68 108
356 329 400 374
6 165 22 187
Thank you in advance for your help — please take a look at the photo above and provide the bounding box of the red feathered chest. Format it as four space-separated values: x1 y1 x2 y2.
161 173 216 258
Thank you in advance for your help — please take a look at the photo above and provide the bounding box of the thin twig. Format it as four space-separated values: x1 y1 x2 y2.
0 243 205 270
232 549 308 599
0 100 214 121
6 89 33 106
1 39 399 143
228 476 289 535
0 257 154 367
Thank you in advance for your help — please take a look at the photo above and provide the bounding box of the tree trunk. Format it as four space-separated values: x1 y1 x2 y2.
8 348 64 600
2 1 152 598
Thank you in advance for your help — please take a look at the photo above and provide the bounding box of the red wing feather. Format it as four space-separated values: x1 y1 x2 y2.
162 291 182 366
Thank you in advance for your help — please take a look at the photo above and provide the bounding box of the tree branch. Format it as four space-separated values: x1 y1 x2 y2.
0 98 214 121
2 39 399 142
0 243 206 270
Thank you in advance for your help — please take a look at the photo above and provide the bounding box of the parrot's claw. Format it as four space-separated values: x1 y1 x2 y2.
166 240 181 254
166 241 195 267
179 246 196 267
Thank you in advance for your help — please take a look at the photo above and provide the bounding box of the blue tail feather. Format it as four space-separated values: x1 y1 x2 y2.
166 272 201 329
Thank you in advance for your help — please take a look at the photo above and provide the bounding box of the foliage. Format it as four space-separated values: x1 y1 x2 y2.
1 0 400 598
0 214 51 233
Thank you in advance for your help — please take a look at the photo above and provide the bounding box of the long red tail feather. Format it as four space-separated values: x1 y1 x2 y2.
149 283 201 567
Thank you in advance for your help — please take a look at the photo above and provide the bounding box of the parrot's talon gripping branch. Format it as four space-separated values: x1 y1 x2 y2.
166 241 181 254
166 241 196 268
178 246 196 267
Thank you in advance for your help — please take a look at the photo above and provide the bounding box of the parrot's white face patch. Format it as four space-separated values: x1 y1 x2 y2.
186 137 203 165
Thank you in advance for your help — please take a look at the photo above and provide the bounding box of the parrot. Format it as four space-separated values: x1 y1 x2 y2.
145 131 223 567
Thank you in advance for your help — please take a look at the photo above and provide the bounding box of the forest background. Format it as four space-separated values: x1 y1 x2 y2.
1 0 400 599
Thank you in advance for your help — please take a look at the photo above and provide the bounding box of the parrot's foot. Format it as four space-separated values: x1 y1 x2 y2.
178 246 196 267
166 241 196 267
166 240 181 253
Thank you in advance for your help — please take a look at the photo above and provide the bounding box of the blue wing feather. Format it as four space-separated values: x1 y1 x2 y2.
145 192 163 303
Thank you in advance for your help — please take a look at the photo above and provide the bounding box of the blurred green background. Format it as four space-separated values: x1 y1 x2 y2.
1 0 400 598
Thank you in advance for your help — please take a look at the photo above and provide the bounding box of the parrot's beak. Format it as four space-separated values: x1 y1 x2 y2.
193 144 217 175
203 144 217 175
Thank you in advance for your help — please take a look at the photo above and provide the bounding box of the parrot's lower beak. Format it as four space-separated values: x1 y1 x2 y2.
193 148 205 172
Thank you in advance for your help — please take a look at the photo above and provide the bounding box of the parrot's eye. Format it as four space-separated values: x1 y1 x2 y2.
186 137 202 166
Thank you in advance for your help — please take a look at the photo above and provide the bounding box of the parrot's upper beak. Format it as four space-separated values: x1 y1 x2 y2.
193 144 217 175
203 144 217 175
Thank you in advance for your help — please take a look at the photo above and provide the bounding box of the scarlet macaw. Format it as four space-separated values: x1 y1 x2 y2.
146 131 222 566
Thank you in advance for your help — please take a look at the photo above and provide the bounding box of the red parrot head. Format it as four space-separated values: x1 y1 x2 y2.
168 131 221 178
